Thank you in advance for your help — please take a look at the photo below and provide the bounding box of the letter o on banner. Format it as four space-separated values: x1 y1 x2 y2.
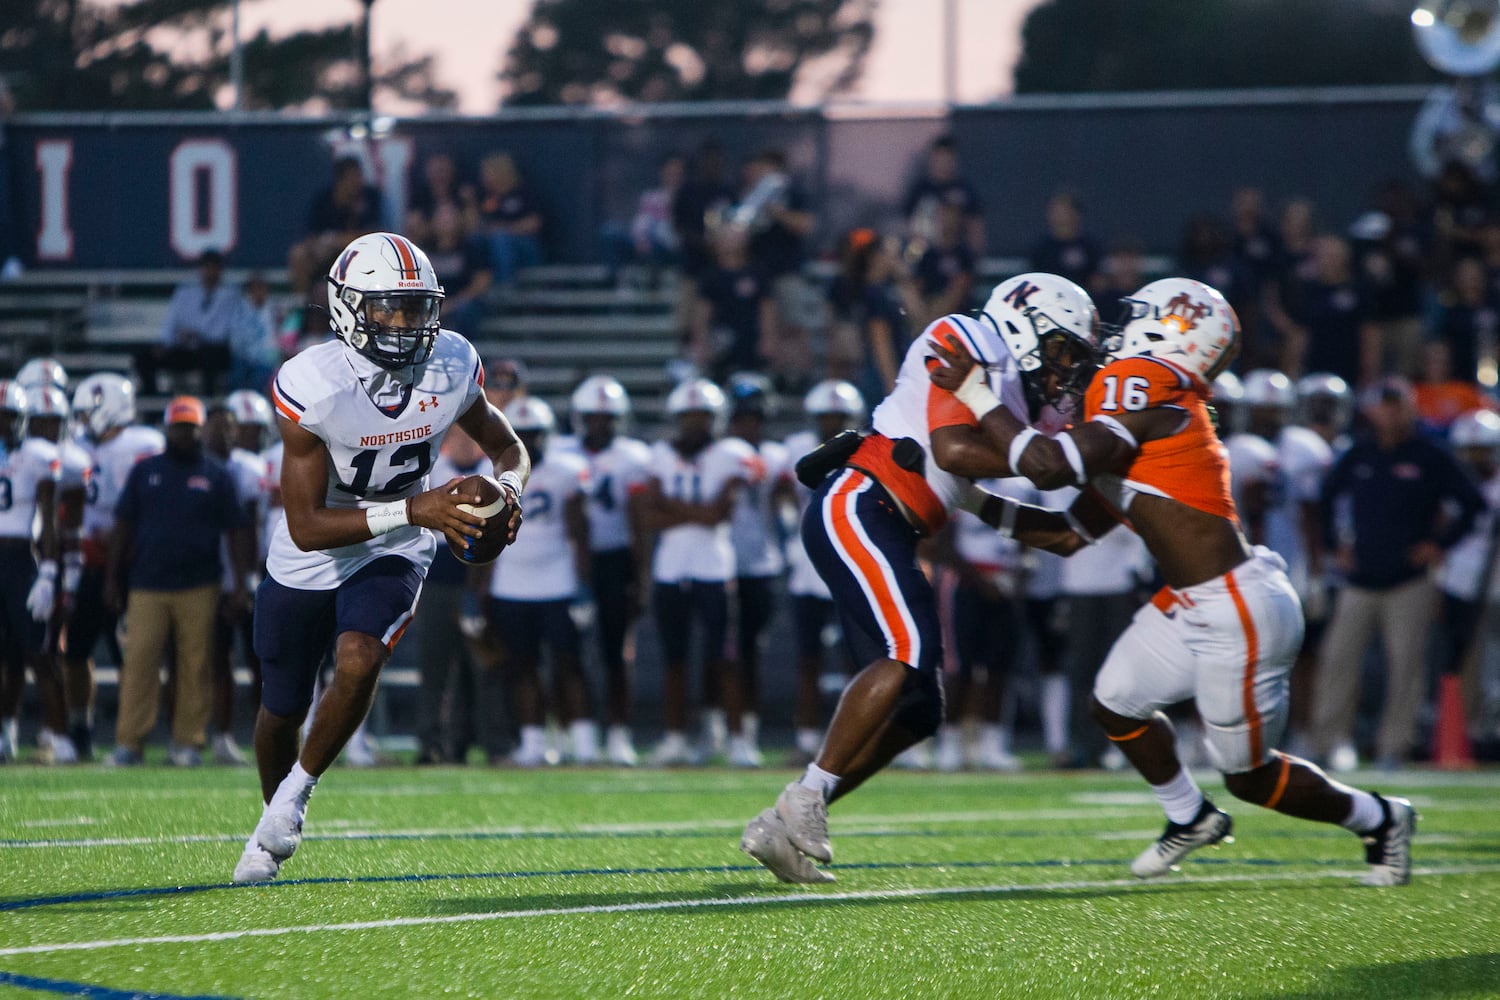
169 139 238 260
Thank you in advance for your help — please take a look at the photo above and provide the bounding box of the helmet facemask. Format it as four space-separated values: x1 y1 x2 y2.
331 281 444 371
1015 319 1100 423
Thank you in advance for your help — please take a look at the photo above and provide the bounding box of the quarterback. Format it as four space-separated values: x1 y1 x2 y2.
933 278 1414 887
235 232 528 883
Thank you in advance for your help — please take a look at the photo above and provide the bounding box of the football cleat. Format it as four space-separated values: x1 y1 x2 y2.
1361 794 1416 887
212 733 250 766
741 809 835 884
648 732 696 767
775 781 832 863
973 746 1024 773
233 836 284 884
105 746 143 767
727 736 764 769
253 791 310 860
166 744 202 768
1131 799 1234 878
605 726 638 767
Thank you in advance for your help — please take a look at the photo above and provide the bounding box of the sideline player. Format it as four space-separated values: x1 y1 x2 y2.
557 375 653 765
931 277 1415 887
67 374 163 759
234 232 528 883
739 273 1101 882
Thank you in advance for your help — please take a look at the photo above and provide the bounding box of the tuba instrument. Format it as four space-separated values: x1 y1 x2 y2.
1410 0 1500 178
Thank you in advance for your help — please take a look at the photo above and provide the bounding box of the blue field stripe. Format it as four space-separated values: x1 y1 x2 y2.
0 969 238 999
9 854 1487 915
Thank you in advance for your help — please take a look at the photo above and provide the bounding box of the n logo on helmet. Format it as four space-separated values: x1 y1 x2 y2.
1003 281 1040 309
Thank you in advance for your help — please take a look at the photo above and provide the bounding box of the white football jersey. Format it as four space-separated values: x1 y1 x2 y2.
871 314 1052 518
1441 471 1500 601
729 438 788 579
983 477 1068 599
953 478 1027 584
489 448 590 602
219 447 270 591
555 433 652 553
82 425 165 547
267 331 485 590
260 440 284 565
55 439 91 493
0 437 60 540
649 437 755 584
1225 427 1331 594
782 431 829 598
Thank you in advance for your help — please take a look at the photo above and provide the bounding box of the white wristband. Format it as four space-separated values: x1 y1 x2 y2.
1008 427 1040 474
1065 508 1098 545
366 499 410 537
952 365 1001 420
496 469 524 501
37 560 58 581
997 498 1020 539
1056 433 1088 486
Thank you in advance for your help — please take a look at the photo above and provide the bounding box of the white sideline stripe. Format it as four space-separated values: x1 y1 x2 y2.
1 865 1492 958
0 809 1160 850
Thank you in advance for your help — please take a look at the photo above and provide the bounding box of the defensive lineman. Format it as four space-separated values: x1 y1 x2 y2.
234 232 528 882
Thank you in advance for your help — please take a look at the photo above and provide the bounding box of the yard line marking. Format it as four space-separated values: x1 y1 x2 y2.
2 865 1493 957
0 968 236 999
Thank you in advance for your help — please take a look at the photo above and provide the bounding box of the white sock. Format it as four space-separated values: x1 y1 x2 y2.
800 763 840 799
741 713 759 744
980 723 1010 757
570 719 600 757
796 728 822 755
271 762 317 810
937 725 961 754
1340 788 1386 834
520 725 548 755
1042 674 1070 754
1151 768 1204 825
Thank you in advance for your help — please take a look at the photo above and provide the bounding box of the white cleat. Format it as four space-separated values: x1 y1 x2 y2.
605 726 638 767
934 731 964 773
233 837 283 884
344 732 378 768
1131 800 1234 879
510 745 554 768
740 809 835 884
49 733 79 764
775 781 832 863
212 733 250 766
972 746 1023 773
727 736 763 769
1329 742 1359 774
648 732 696 767
1361 794 1416 887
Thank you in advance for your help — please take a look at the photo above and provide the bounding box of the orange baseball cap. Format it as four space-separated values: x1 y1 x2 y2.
165 395 206 426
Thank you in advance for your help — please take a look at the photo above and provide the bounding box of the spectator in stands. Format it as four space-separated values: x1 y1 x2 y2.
913 203 977 330
1313 377 1487 771
605 153 684 286
1231 186 1282 294
672 140 737 342
301 155 384 265
692 227 772 379
902 134 984 254
826 230 918 400
404 152 475 247
141 249 239 397
1281 235 1379 386
484 358 529 413
106 397 250 766
1352 181 1429 380
1028 190 1103 292
1431 159 1490 267
426 203 493 337
471 152 543 286
1432 255 1497 386
229 273 283 393
1179 213 1254 344
1415 339 1498 431
739 148 819 388
1093 238 1148 327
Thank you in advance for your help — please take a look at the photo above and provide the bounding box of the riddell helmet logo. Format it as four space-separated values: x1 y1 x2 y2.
1161 293 1211 331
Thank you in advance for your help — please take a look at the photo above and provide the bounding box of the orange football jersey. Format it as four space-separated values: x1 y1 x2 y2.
1084 355 1237 521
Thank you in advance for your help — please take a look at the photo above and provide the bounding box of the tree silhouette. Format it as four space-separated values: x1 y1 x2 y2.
0 0 456 111
1013 0 1436 93
501 0 877 106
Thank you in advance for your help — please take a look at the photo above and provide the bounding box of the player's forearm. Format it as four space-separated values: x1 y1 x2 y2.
285 505 390 552
489 440 530 493
973 493 1089 557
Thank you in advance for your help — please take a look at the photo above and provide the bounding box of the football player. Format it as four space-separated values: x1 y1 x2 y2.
67 373 164 760
0 382 60 763
739 272 1100 883
485 397 596 766
557 375 653 766
780 380 865 764
931 277 1416 887
640 378 753 766
234 232 529 883
724 373 789 768
1297 371 1354 457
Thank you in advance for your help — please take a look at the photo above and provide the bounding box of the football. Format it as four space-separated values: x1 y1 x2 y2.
446 474 514 565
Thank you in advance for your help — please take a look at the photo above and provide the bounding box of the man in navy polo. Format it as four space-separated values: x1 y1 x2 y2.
107 396 250 766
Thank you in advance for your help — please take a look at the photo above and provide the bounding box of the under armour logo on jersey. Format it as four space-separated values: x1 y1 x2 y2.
1003 281 1040 309
417 395 439 412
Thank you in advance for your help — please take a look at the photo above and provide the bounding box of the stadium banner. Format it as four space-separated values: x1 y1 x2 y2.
2 90 1424 271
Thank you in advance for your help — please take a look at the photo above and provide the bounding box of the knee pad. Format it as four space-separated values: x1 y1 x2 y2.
891 667 944 740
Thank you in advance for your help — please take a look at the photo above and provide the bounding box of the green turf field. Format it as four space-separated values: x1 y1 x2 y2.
0 763 1497 999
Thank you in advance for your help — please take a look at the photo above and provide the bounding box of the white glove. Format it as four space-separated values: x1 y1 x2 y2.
27 562 57 623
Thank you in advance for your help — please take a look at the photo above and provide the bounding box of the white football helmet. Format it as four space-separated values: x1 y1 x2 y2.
224 389 274 428
16 358 68 392
665 377 727 417
978 272 1101 420
1450 409 1500 449
1212 371 1244 403
23 384 69 421
803 379 866 419
1112 278 1240 383
570 375 631 419
72 373 137 440
327 232 445 370
1241 369 1296 409
504 396 556 434
1297 371 1352 430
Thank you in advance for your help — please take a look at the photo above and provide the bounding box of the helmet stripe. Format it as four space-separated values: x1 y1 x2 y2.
385 234 420 280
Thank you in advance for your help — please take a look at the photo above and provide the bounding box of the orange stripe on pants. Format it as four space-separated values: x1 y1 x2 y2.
829 472 915 665
1224 571 1263 766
